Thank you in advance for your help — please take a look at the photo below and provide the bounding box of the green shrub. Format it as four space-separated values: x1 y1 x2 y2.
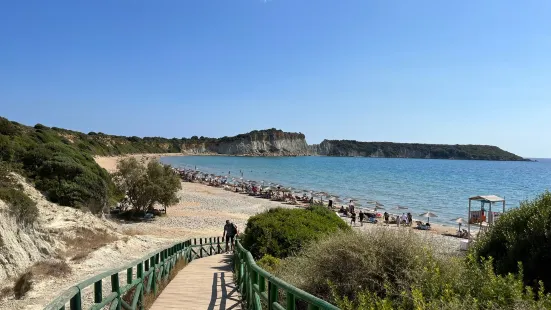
257 254 281 273
242 206 349 259
0 188 39 226
471 191 551 289
278 229 551 310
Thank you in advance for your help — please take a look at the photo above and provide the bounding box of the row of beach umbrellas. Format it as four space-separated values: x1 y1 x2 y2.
178 167 458 226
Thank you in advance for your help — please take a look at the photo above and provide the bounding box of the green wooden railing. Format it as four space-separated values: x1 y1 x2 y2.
44 236 339 310
43 237 226 310
234 240 339 310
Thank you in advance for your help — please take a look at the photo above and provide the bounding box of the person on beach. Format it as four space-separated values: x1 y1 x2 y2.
359 210 364 226
396 215 400 227
384 212 389 224
402 213 408 226
349 200 355 214
350 211 356 226
407 213 413 226
223 220 238 252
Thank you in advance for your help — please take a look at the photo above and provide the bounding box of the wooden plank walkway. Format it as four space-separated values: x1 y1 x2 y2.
150 253 242 310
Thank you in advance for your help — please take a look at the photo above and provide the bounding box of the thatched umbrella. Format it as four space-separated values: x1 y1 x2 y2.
454 217 465 231
419 212 438 223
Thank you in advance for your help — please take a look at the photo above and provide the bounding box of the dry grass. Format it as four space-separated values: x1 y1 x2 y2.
0 286 12 300
63 227 118 261
31 260 71 278
13 271 33 300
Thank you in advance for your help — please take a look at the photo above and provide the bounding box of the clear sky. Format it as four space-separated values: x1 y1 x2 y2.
1 1 550 157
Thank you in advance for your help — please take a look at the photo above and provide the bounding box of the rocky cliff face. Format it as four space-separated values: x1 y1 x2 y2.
179 129 310 156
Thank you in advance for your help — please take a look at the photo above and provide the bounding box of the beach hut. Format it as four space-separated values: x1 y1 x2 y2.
468 195 506 238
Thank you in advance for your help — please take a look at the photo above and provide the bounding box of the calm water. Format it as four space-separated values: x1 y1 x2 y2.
160 156 551 227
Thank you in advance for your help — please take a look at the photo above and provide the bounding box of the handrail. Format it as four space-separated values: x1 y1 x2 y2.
43 237 226 310
44 236 340 310
234 239 340 310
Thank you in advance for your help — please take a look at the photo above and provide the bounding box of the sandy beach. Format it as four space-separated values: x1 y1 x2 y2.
96 154 462 237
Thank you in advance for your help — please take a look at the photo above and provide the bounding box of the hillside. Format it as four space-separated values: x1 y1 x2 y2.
1 116 525 163
312 140 526 161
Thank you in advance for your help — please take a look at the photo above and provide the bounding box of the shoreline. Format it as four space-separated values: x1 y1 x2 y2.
93 152 532 163
94 154 462 237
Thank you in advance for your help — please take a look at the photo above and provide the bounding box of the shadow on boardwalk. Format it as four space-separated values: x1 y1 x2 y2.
151 254 242 310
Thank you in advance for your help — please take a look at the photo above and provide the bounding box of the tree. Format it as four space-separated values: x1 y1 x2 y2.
147 162 181 212
113 158 181 214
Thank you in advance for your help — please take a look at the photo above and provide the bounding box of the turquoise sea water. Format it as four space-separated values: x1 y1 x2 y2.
160 156 551 227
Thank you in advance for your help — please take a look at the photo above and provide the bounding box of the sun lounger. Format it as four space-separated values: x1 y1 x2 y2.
417 223 431 230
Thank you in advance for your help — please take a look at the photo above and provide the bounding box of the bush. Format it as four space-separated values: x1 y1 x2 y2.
471 191 551 289
21 143 111 209
0 188 38 226
257 255 281 273
242 206 349 259
277 229 551 310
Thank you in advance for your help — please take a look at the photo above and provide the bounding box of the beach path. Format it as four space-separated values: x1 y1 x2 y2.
150 253 242 310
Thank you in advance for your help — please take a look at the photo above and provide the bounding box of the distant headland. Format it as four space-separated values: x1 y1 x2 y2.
0 117 527 161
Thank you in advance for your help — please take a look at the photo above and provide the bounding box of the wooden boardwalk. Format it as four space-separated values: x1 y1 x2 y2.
150 253 242 310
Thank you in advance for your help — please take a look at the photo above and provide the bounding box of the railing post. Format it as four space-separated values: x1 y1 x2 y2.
69 291 82 310
259 274 265 296
94 280 102 304
137 262 144 310
217 237 221 254
127 267 133 285
268 281 278 310
209 237 213 256
151 256 157 296
200 238 203 258
111 273 121 310
286 292 296 310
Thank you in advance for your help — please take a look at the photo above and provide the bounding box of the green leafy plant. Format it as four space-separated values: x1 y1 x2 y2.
256 254 281 273
242 206 350 259
113 157 181 213
471 191 551 290
278 229 551 310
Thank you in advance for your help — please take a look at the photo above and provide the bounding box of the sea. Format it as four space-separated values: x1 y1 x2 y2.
160 156 551 227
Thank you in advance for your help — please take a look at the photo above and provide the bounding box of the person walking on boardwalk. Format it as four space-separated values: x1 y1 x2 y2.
223 220 238 252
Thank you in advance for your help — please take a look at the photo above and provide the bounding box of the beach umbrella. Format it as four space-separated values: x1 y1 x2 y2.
454 217 465 231
419 212 438 223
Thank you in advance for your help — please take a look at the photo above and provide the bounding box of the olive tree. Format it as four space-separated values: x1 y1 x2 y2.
113 157 181 213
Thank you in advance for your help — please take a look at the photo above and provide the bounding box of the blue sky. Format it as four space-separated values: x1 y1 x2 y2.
1 1 550 157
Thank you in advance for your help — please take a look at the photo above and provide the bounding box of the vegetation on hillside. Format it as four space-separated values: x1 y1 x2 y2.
275 230 551 310
320 140 525 161
113 157 181 213
471 191 551 289
241 206 350 259
0 118 115 211
0 163 38 225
